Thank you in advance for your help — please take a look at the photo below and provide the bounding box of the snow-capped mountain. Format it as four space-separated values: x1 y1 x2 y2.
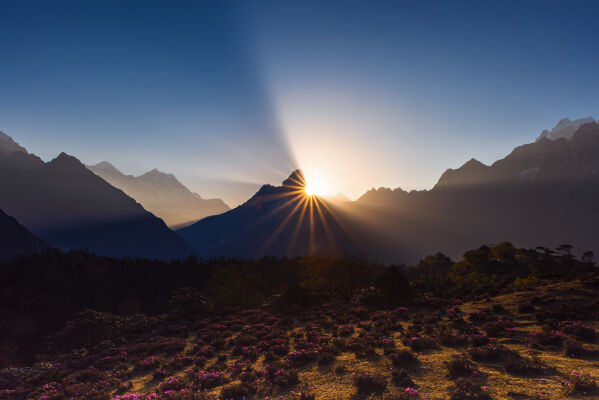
537 117 596 141
88 162 230 228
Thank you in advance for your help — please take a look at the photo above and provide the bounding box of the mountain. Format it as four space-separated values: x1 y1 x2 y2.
0 133 193 259
0 208 48 261
354 120 599 262
536 117 596 141
179 120 599 263
0 131 27 156
87 162 229 228
178 170 362 258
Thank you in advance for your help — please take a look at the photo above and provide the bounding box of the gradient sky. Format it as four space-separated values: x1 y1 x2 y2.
2 0 599 206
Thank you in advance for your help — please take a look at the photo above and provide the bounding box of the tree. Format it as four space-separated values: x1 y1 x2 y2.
581 250 595 265
556 244 573 259
373 265 412 304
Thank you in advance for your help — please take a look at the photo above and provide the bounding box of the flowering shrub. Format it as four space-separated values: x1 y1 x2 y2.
336 324 354 337
389 350 418 367
560 370 597 396
528 330 566 347
483 320 515 337
159 376 186 391
262 364 299 387
558 321 596 341
468 343 518 362
401 335 437 351
398 387 420 398
187 369 228 390
136 356 162 371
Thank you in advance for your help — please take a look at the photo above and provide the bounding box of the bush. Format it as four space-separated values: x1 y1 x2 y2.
448 377 492 400
219 382 257 399
561 370 597 396
391 368 415 387
503 353 544 376
442 354 477 378
468 344 518 362
168 287 209 317
353 372 387 395
390 350 418 367
44 310 156 354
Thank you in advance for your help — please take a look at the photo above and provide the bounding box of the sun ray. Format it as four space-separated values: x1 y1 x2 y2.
256 193 307 256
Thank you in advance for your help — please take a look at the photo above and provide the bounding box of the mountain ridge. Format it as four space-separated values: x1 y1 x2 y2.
87 162 230 228
0 132 193 259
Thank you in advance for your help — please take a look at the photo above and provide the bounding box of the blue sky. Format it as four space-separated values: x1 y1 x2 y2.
1 0 598 205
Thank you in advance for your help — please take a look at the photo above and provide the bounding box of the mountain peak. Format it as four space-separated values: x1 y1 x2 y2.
0 130 28 156
537 117 596 142
48 152 89 174
282 169 306 188
90 161 122 175
463 158 485 167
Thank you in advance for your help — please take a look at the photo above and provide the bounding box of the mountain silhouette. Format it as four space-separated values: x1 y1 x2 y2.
354 120 599 262
181 120 599 263
0 133 193 259
178 169 361 258
0 208 48 261
88 162 229 228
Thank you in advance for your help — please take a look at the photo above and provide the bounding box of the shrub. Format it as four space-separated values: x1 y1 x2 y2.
389 350 418 367
219 382 257 399
448 377 492 400
560 370 597 396
401 335 437 351
468 344 518 362
503 353 544 376
353 372 387 395
528 330 566 348
262 364 299 387
391 368 415 387
558 321 596 341
442 354 477 378
168 287 209 317
483 320 515 337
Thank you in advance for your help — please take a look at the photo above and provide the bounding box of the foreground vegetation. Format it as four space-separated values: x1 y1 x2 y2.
0 243 598 399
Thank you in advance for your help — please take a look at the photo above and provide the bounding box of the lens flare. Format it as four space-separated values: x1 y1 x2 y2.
304 175 327 196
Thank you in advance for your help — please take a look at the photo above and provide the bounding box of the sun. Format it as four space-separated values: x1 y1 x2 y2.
304 175 326 197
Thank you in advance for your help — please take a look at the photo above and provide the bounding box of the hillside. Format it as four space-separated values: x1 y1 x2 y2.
0 208 48 261
0 245 597 399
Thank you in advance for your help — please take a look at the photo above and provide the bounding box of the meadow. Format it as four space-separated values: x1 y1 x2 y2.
0 244 598 400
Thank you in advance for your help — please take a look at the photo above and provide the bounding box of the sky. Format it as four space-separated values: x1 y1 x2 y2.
1 0 599 206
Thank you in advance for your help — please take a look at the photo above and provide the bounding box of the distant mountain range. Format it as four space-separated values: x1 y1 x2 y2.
2 118 599 263
0 208 48 261
355 119 599 262
0 131 192 259
87 162 229 228
180 118 599 263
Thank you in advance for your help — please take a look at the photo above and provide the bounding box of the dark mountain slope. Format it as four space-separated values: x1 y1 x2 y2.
0 208 48 261
0 133 193 259
354 121 599 262
178 170 363 258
